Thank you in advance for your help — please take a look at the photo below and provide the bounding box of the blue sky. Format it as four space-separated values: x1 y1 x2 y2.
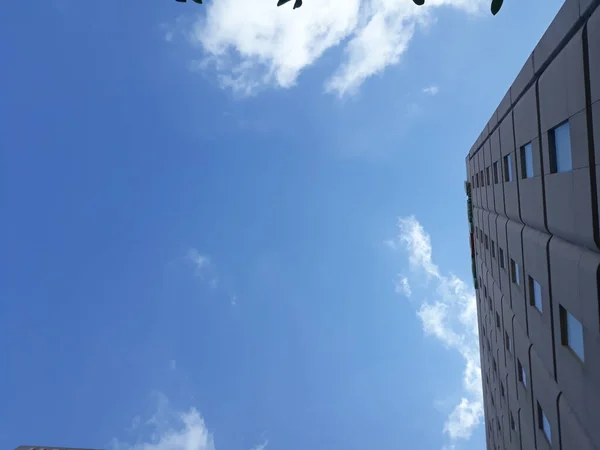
0 1 563 449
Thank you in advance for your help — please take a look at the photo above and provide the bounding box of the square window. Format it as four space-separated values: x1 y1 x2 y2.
491 240 496 258
560 306 585 361
520 143 534 178
518 359 527 387
496 312 501 329
529 276 543 313
510 259 520 286
486 167 491 186
505 332 512 353
499 248 505 269
493 161 499 184
550 121 572 173
503 154 513 182
538 402 552 443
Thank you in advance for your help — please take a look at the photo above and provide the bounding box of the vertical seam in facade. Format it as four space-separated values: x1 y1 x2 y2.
581 23 600 250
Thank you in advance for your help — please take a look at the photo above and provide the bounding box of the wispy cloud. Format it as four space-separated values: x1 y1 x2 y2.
112 393 263 450
172 0 486 97
250 441 268 450
188 249 211 272
388 216 482 444
422 85 440 95
187 248 220 288
169 360 177 371
394 275 412 297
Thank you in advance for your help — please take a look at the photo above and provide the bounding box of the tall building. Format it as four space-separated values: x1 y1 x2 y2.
465 0 600 449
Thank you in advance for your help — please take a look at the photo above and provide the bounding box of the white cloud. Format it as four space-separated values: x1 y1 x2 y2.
187 249 220 289
389 216 482 444
113 394 263 450
394 275 412 297
422 85 439 95
250 441 268 450
188 249 211 272
169 360 177 370
177 0 486 96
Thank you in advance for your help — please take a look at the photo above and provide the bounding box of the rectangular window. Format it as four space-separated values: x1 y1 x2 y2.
518 359 527 387
505 331 513 353
472 175 475 188
560 306 585 361
493 161 499 184
491 240 496 258
530 276 543 313
486 167 491 186
500 381 505 398
485 234 489 250
510 411 516 431
493 357 497 373
484 285 487 298
538 402 552 443
496 312 501 328
503 154 513 182
550 121 572 173
510 259 520 286
520 142 534 178
499 247 505 269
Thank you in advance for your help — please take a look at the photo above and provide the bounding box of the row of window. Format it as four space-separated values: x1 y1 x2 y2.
475 224 586 363
471 121 572 190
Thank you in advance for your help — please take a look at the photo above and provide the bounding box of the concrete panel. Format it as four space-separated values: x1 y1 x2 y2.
594 101 600 163
522 227 555 380
558 394 597 450
490 129 506 216
496 216 511 300
588 5 600 103
534 0 580 73
513 318 534 438
538 29 586 132
489 214 501 283
500 114 522 222
530 347 560 449
498 88 512 122
484 140 496 211
512 54 535 102
479 150 488 209
507 220 527 334
513 84 539 147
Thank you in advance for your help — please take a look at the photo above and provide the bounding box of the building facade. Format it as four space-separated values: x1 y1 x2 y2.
465 0 600 449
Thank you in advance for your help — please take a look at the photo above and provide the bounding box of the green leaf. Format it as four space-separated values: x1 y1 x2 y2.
491 0 503 15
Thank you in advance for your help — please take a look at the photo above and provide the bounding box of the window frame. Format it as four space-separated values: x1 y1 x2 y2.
493 161 499 184
503 153 513 182
520 142 534 179
560 305 585 362
529 276 543 313
549 121 572 174
510 259 520 286
518 359 527 388
538 402 552 443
